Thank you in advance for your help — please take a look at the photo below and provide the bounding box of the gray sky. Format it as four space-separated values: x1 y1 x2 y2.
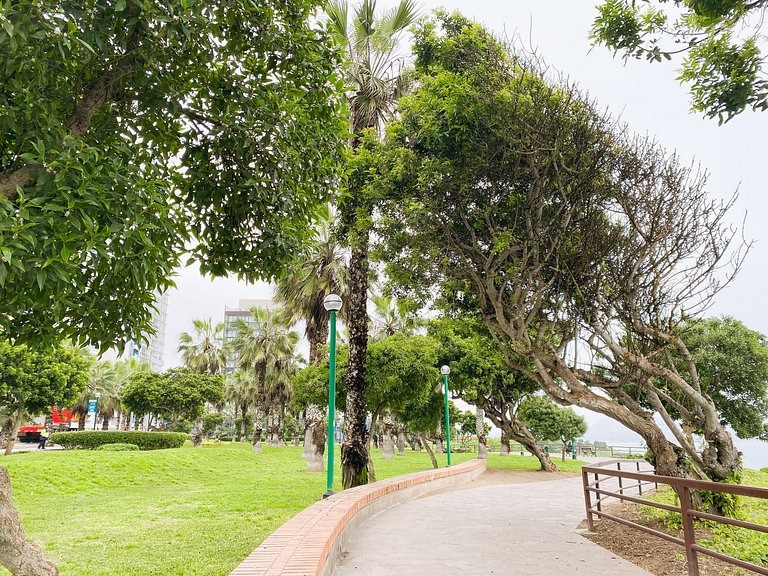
160 1 767 465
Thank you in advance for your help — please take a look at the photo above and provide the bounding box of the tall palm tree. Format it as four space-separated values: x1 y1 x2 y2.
370 294 424 340
274 213 347 470
325 0 420 489
225 370 254 442
71 359 117 431
230 307 299 452
112 358 149 430
178 318 227 446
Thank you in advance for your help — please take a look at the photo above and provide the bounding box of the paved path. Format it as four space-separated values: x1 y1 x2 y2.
334 472 651 576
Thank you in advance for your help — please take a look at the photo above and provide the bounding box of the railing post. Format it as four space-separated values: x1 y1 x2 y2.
594 472 602 513
617 461 623 495
582 469 594 532
679 487 700 576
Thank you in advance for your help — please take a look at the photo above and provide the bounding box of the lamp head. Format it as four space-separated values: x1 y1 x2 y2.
323 293 343 312
440 365 450 376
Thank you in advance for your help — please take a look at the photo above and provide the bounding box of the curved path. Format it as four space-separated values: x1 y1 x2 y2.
333 468 651 576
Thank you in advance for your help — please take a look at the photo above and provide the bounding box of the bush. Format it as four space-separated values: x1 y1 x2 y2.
170 419 192 434
49 431 188 450
218 436 233 442
95 443 140 451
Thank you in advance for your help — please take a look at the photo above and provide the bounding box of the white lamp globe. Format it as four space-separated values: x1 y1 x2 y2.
323 294 343 312
440 365 450 376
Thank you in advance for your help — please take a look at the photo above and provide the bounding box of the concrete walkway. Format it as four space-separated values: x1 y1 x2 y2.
334 471 651 576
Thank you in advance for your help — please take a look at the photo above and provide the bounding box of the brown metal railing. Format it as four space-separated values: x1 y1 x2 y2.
582 460 768 576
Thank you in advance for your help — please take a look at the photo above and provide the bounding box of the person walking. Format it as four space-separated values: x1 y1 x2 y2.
37 423 51 450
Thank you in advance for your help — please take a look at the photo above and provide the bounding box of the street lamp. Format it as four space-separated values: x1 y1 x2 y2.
440 365 451 467
323 294 343 498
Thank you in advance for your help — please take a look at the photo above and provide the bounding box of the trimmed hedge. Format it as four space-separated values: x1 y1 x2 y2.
95 443 140 451
49 431 188 451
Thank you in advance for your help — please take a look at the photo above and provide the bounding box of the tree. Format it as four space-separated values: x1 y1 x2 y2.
375 13 747 494
591 0 768 122
326 0 420 488
0 0 346 352
70 360 118 431
120 368 223 429
0 342 89 455
274 213 347 470
370 294 424 340
428 316 558 471
178 318 227 446
518 396 588 461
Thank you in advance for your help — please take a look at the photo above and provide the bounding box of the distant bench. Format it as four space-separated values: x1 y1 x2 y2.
229 458 486 576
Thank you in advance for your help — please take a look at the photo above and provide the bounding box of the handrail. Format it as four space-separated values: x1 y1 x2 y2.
582 460 768 576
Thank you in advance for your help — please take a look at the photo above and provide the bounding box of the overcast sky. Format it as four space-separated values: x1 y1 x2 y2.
159 1 767 465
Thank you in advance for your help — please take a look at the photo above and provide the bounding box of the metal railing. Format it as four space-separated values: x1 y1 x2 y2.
582 460 768 576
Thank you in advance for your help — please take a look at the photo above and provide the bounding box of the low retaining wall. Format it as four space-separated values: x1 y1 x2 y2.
230 458 486 576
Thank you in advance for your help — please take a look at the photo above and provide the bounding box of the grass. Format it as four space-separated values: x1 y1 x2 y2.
1 443 566 576
636 467 768 568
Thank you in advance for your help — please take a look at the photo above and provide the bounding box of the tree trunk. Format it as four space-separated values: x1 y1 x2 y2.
305 404 325 472
78 413 86 431
475 401 488 460
396 430 406 456
276 403 286 447
252 408 263 453
341 240 370 489
380 416 395 460
500 430 510 456
3 402 25 457
420 434 439 469
101 414 110 431
191 416 204 448
0 468 59 576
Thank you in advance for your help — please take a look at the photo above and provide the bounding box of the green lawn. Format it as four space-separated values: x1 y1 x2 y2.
2 444 566 576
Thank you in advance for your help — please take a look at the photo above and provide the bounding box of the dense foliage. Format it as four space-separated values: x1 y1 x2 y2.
0 0 346 350
49 431 188 450
592 0 768 121
94 443 140 451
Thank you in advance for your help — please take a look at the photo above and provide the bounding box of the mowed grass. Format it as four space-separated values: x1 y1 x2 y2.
1 443 495 576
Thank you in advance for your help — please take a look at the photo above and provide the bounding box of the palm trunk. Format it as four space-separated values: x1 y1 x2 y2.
305 404 325 472
78 413 86 431
341 240 370 489
101 414 110 431
192 416 204 448
252 408 263 453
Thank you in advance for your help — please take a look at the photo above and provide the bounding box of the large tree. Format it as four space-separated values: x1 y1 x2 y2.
518 396 588 462
274 213 347 470
591 0 768 122
375 13 747 497
0 342 89 455
0 0 346 352
326 0 419 488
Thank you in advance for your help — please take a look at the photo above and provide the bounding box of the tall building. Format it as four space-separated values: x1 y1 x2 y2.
223 298 274 374
125 291 169 372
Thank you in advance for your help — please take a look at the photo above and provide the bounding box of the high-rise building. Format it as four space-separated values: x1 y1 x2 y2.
223 298 274 374
126 291 169 372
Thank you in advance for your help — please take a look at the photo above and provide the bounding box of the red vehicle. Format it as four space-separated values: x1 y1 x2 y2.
16 408 74 443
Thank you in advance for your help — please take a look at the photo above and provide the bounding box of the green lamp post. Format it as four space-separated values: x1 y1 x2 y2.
323 293 343 498
440 365 451 467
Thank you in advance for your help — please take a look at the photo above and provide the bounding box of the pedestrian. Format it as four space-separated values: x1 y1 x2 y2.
37 423 51 449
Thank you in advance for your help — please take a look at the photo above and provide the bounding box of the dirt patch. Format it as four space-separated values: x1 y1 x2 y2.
426 467 577 496
579 500 742 576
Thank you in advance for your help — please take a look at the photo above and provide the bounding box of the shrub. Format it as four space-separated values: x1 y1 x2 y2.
170 419 192 434
218 436 233 442
49 431 188 450
95 443 140 451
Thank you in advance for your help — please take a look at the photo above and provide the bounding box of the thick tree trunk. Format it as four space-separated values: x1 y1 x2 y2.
191 416 204 448
276 404 286 447
500 430 510 456
78 413 86 432
304 405 325 472
101 415 110 431
341 241 370 489
3 403 24 457
475 401 488 460
397 430 406 456
420 434 439 469
0 468 59 575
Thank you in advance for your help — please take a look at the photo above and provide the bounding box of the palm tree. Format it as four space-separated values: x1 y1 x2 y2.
274 213 347 469
71 360 117 431
225 370 254 442
112 358 149 430
325 0 420 489
178 318 227 446
370 294 424 339
230 307 299 452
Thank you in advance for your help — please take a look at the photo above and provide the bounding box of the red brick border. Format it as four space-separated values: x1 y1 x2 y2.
229 458 486 576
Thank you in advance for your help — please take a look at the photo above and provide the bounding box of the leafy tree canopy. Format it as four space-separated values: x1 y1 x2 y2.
121 367 223 423
0 0 347 350
518 396 587 443
0 341 89 414
592 0 768 121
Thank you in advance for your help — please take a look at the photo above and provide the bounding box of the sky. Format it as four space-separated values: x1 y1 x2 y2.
159 2 768 466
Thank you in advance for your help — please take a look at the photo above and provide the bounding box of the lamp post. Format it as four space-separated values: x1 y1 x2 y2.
323 293 343 498
440 365 451 467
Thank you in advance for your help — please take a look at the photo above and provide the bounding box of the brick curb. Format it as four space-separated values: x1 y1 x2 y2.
229 458 486 576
